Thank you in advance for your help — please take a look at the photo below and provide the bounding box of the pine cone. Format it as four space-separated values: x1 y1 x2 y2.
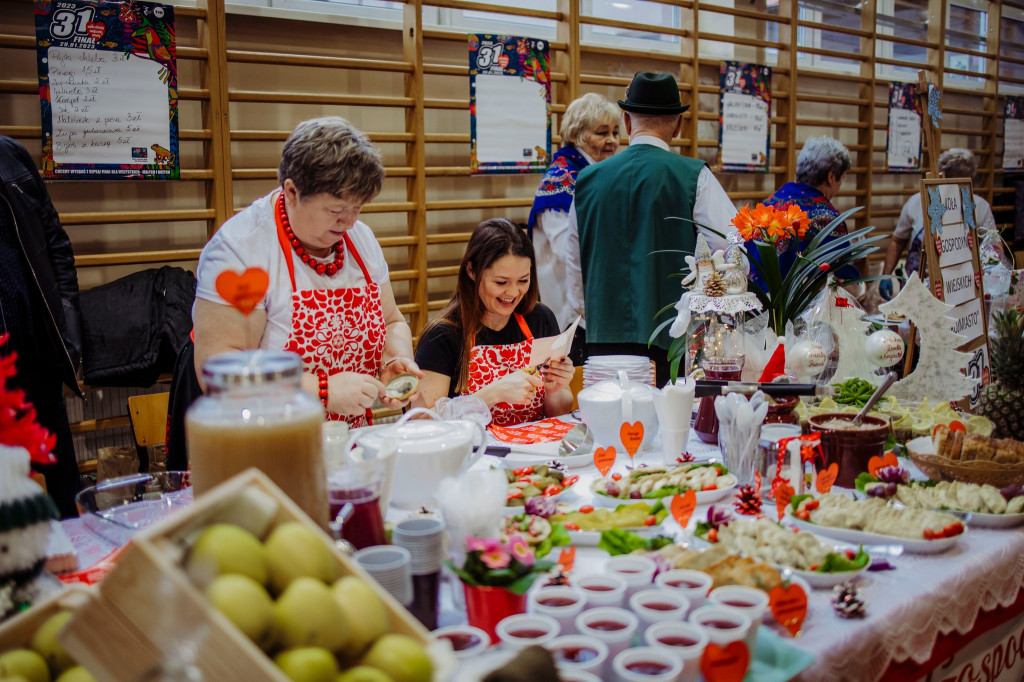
703 271 726 297
831 581 867 619
733 483 762 515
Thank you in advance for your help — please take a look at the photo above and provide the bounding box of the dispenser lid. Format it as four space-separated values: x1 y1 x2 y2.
202 350 301 389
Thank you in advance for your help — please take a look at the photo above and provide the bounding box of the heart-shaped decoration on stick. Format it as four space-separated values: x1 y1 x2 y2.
775 482 795 521
815 463 838 494
216 267 269 316
769 582 808 637
557 547 576 572
594 447 616 477
670 489 697 528
620 421 644 459
701 641 750 682
867 451 899 477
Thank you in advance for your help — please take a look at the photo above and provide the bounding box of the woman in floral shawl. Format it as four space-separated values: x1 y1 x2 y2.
528 93 620 331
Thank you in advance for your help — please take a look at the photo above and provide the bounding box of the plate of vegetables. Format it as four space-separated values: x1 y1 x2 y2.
589 462 736 506
549 501 669 546
504 464 580 511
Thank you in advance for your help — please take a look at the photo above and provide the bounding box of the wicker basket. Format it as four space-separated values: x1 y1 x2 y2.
906 437 1024 487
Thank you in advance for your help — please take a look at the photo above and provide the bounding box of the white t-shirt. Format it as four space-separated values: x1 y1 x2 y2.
893 191 997 243
195 190 390 352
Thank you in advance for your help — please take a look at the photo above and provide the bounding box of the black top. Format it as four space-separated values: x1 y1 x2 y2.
415 303 560 398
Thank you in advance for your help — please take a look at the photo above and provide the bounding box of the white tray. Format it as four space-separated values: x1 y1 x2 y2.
784 510 963 555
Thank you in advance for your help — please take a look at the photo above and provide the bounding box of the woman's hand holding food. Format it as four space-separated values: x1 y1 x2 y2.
329 371 386 416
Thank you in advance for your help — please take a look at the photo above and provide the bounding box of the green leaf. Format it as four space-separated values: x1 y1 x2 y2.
598 529 649 556
535 522 572 558
642 485 686 499
445 560 478 586
694 521 712 538
789 493 814 512
817 546 870 573
756 240 784 294
854 471 878 494
649 317 677 347
804 207 863 252
507 572 542 594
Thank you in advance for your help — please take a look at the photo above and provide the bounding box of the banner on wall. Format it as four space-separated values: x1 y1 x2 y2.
35 0 178 180
1004 96 1024 173
718 61 771 173
469 34 550 175
886 82 923 173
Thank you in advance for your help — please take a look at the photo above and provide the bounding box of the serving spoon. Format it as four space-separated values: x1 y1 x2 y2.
850 372 898 426
558 423 594 456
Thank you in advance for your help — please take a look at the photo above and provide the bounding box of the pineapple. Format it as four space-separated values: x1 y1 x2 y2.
976 310 1024 440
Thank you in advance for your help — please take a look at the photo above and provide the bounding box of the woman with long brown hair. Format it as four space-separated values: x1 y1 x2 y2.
413 218 574 425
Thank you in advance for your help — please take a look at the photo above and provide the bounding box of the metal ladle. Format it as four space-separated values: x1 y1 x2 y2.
558 423 594 457
850 372 899 427
328 503 356 556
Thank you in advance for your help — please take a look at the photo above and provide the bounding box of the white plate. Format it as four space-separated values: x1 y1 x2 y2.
591 478 737 508
566 525 662 547
963 510 1024 528
784 509 964 554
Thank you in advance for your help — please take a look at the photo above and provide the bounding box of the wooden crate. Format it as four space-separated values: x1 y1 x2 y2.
59 468 430 682
0 585 93 650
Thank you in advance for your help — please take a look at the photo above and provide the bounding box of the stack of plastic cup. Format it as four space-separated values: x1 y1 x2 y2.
354 545 413 606
393 517 446 629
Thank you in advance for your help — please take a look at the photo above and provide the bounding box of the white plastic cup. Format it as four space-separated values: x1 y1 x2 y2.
556 671 602 682
689 605 753 653
660 428 691 467
612 646 685 682
575 573 628 609
629 589 690 638
549 634 609 676
605 555 657 599
494 613 560 651
529 585 586 635
393 517 446 575
574 607 640 675
644 621 709 682
354 545 413 606
708 584 769 652
430 625 490 659
654 569 713 615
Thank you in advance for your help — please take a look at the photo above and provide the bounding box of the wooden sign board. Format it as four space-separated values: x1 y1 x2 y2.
919 177 992 410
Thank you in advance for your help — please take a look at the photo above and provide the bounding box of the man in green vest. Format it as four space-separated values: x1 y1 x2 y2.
566 72 736 385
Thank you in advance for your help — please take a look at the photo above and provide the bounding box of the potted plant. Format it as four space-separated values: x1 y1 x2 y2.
447 535 555 640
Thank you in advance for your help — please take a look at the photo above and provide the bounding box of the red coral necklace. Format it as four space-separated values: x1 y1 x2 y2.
276 192 344 276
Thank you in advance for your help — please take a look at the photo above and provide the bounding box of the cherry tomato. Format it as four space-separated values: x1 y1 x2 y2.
611 473 623 481
844 549 856 560
804 499 820 511
579 505 594 514
810 564 820 572
795 510 810 521
643 515 658 526
520 466 535 475
923 528 936 540
943 522 964 537
707 528 719 543
517 477 534 483
543 484 563 497
506 489 524 500
702 484 718 491
564 522 580 531
563 475 579 487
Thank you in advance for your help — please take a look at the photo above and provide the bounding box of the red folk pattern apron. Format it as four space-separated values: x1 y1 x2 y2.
276 203 386 427
466 313 545 426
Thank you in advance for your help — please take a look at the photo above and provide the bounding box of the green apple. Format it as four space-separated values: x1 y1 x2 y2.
30 610 74 675
274 648 338 682
54 668 96 682
336 666 392 682
274 577 349 652
265 522 336 593
331 577 388 657
186 523 268 587
0 649 49 682
206 574 275 649
358 635 431 682
0 676 31 682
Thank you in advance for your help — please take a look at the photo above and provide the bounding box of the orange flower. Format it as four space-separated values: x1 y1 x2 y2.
782 203 810 239
731 204 759 241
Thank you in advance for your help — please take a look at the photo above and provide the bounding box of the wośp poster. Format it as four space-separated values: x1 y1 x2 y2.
1004 96 1024 174
886 82 922 173
718 61 771 173
35 0 179 179
469 34 550 175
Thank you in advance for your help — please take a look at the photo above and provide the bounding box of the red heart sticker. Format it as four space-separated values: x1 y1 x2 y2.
85 21 105 40
815 463 838 494
215 267 269 316
775 482 795 521
620 421 644 459
867 452 899 477
594 447 616 477
769 582 808 637
701 641 750 682
558 546 575 572
949 420 966 433
670 489 697 528
497 53 510 69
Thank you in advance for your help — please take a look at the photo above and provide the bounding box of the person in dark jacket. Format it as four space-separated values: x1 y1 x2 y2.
0 135 83 517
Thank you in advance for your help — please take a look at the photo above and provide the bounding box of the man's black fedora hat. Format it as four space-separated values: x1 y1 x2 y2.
618 71 689 115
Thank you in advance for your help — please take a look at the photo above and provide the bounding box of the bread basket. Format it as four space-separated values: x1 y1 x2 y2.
906 437 1024 487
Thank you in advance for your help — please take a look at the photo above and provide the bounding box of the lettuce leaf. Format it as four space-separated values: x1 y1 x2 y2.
597 529 674 556
816 546 870 573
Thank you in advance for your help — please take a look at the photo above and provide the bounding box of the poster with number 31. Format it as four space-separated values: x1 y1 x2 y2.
469 34 550 175
35 0 179 179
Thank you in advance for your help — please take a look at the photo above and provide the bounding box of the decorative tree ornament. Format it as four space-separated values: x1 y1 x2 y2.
733 483 763 516
787 340 827 380
704 271 727 297
816 285 879 384
831 581 867 619
878 274 976 403
864 329 905 368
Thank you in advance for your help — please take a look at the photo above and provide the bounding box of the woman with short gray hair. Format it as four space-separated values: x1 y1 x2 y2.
529 93 620 330
193 117 421 426
880 148 997 298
